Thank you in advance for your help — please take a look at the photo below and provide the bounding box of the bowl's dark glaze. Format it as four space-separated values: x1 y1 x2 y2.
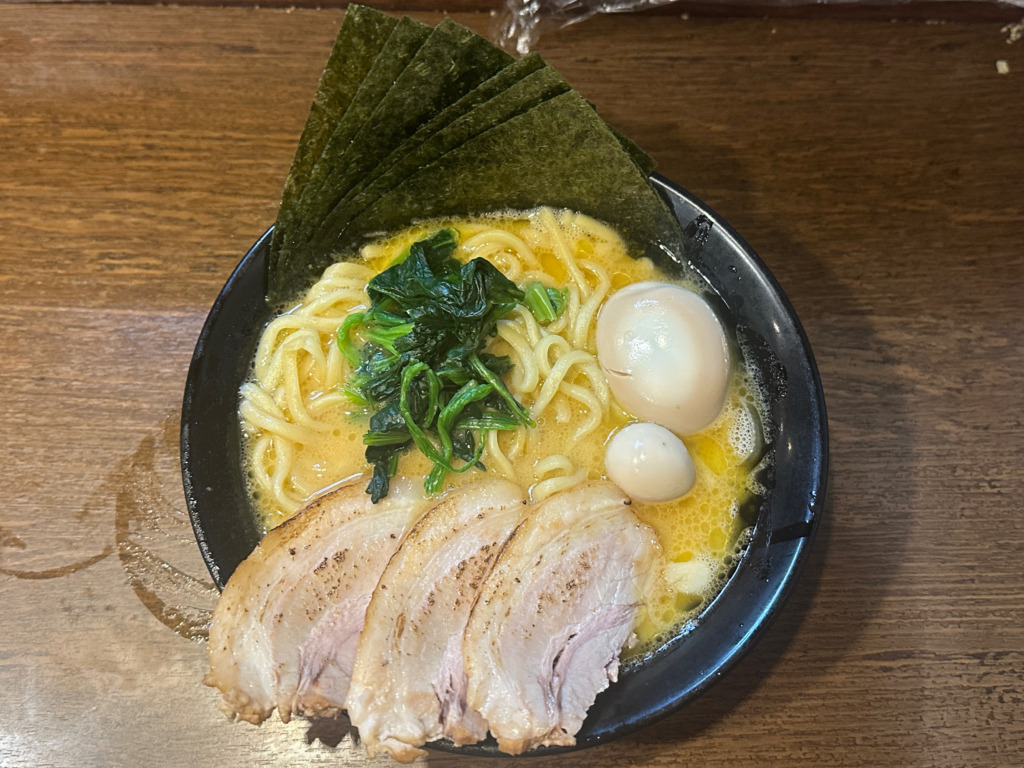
181 176 828 753
181 227 272 590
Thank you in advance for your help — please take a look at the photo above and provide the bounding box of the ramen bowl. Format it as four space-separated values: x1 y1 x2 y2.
181 175 828 753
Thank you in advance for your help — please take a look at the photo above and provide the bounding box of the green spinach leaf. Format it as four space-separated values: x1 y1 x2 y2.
343 228 533 501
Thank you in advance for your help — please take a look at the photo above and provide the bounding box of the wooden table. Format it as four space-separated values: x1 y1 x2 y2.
2 2 1022 766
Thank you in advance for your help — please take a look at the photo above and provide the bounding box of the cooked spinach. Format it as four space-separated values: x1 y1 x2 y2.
522 281 568 324
341 228 534 501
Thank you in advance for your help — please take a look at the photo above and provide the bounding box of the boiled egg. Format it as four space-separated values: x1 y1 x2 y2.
596 281 730 435
605 422 696 502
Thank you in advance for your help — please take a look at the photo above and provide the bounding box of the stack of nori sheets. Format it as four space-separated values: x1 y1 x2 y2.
267 4 683 305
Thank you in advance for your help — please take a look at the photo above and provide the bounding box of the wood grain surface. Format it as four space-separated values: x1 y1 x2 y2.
1 4 1022 767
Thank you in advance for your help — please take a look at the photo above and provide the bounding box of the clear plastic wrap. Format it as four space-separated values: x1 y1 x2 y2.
497 0 1024 53
498 0 677 54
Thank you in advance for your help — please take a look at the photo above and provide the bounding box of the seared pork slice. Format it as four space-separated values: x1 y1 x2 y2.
463 481 662 755
347 479 528 762
205 478 427 724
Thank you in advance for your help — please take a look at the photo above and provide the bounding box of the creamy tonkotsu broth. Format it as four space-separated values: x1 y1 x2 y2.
239 207 766 645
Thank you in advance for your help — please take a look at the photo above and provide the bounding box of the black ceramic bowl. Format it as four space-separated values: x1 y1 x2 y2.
181 175 828 753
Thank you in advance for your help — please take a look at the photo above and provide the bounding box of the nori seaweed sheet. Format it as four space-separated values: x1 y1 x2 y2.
314 53 548 249
269 5 397 265
609 125 657 177
270 16 432 294
265 12 678 303
297 19 514 270
339 90 683 266
322 61 571 255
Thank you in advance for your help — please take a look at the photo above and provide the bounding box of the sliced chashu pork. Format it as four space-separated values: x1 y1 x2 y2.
205 477 427 724
347 478 528 762
463 481 662 755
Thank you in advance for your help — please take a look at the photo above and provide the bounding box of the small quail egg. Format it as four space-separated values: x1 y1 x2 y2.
605 422 697 502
